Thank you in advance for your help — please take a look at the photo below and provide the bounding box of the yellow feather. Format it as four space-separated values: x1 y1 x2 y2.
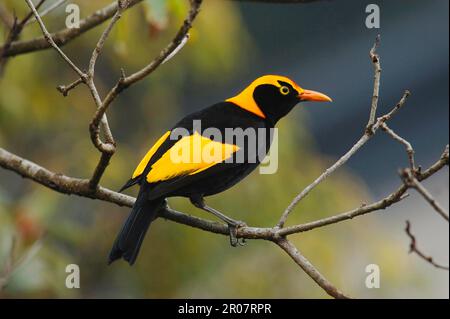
132 131 171 179
146 132 239 183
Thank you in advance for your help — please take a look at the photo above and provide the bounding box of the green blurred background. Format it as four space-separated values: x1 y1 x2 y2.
0 0 448 298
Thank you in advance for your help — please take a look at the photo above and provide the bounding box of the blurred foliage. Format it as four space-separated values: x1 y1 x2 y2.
0 0 437 298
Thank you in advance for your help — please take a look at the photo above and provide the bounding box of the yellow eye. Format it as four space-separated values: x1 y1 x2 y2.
280 86 290 95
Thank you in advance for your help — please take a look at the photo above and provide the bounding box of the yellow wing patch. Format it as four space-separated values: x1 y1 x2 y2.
146 132 239 183
132 131 171 179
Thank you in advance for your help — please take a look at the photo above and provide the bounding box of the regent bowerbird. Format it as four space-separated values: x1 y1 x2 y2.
109 75 332 265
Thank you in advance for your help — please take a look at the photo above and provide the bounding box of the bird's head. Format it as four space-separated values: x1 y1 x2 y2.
226 75 332 124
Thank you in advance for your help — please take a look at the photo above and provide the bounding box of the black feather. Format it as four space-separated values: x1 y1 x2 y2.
108 186 164 265
118 176 140 193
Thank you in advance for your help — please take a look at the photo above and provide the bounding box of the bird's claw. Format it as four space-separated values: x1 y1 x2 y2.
228 221 247 247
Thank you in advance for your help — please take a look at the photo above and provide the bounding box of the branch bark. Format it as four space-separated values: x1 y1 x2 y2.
0 0 47 74
1 0 145 58
275 238 349 298
381 123 416 170
401 168 449 222
405 221 449 271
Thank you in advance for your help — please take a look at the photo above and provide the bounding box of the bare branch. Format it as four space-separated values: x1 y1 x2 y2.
0 236 43 290
1 137 448 297
0 0 47 75
90 0 201 141
25 0 68 26
121 0 202 87
278 146 448 236
57 78 84 97
277 90 410 228
381 123 416 170
275 238 350 299
401 168 449 222
24 0 86 79
0 236 16 290
405 221 449 270
2 144 445 241
0 147 262 239
277 36 397 228
1 0 145 58
88 1 129 78
87 0 202 189
420 145 449 180
367 34 381 129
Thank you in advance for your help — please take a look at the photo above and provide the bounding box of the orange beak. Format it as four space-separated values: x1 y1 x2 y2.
298 89 332 102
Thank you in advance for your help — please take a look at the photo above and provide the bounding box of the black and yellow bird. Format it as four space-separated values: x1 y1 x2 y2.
109 75 331 265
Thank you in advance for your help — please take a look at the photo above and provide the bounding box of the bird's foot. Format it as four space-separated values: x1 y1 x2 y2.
228 220 247 247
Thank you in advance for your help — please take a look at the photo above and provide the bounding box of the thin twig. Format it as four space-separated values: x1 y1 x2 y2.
277 36 389 228
0 236 43 290
87 0 202 189
88 1 128 78
381 123 416 170
25 0 68 26
57 78 84 97
367 34 381 129
401 168 449 222
405 221 449 270
0 0 47 75
278 146 449 236
277 90 410 228
275 238 350 298
24 0 86 79
1 0 145 58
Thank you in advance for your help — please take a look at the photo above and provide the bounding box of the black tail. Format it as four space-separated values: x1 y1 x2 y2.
108 188 164 266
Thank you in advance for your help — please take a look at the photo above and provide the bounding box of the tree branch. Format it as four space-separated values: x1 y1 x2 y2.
405 221 449 271
275 238 350 298
0 0 47 75
401 168 449 222
367 34 381 128
1 0 145 58
0 236 43 291
277 36 394 228
1 141 448 297
25 0 68 26
381 123 416 170
278 146 448 236
87 0 202 189
24 0 85 79
24 0 203 191
278 88 410 228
